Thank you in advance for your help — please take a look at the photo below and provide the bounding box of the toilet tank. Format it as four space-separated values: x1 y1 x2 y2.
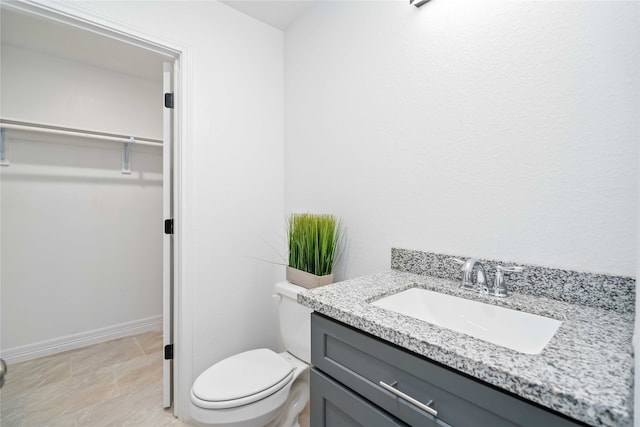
275 281 312 364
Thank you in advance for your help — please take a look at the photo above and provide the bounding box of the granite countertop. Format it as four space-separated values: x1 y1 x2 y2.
299 270 634 427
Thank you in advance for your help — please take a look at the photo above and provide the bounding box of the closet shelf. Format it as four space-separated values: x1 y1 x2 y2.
1 118 163 173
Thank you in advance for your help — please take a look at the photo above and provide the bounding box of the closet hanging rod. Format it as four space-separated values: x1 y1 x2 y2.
0 119 163 147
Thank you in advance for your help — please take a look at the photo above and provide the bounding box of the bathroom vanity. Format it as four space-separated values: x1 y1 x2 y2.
299 249 635 427
311 313 582 427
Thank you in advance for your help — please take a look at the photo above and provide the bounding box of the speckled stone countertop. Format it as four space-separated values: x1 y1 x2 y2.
299 270 634 427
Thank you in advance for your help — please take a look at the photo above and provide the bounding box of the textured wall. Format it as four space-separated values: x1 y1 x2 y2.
285 0 639 279
62 2 286 418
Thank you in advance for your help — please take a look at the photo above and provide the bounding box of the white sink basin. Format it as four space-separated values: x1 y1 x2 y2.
371 288 561 354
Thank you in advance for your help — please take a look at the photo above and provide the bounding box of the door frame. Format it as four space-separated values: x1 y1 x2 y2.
1 0 191 420
162 61 174 409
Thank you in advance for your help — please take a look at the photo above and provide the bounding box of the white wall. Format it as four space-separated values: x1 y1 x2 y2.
0 132 163 354
55 0 285 418
284 0 639 280
1 45 162 140
0 46 164 359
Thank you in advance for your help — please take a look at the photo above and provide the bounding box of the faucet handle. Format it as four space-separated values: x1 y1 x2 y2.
450 258 465 265
496 265 524 273
493 265 524 297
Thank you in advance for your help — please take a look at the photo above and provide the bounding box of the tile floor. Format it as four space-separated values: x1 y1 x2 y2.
0 331 185 427
1 331 310 427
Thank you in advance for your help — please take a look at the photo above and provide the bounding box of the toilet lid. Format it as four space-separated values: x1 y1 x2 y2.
192 348 293 405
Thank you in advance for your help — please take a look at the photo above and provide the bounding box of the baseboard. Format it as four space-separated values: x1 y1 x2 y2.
0 314 163 364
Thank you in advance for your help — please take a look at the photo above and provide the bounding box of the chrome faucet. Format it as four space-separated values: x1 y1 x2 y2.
452 258 524 297
452 258 488 291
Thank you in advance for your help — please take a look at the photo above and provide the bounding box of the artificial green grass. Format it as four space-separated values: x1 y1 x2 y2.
287 213 342 276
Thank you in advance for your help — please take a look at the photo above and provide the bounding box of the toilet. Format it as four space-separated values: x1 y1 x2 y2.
190 281 312 427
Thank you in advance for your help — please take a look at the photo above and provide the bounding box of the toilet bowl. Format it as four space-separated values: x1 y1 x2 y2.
190 282 312 427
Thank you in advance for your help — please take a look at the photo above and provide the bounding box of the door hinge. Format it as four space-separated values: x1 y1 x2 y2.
164 218 174 235
164 344 174 360
164 93 174 109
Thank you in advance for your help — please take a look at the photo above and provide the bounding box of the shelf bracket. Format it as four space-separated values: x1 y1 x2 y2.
0 128 9 166
122 136 134 174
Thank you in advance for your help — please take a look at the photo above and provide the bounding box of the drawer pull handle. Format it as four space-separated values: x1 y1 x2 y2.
379 380 438 417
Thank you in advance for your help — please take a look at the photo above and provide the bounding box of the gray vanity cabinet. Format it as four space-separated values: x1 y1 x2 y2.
311 369 411 426
310 313 585 427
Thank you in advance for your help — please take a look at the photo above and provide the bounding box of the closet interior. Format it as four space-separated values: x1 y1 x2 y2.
0 9 168 364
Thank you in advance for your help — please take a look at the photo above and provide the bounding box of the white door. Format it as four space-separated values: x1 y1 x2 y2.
162 61 174 408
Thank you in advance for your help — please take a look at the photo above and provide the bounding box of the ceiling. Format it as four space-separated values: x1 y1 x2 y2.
0 9 166 81
220 1 317 30
0 1 315 83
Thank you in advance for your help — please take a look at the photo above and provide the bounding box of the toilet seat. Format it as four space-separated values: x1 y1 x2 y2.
191 348 294 410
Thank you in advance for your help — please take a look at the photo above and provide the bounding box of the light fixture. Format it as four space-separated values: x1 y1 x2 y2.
410 0 431 7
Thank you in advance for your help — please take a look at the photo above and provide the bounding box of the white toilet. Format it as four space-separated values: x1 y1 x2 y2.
190 281 312 427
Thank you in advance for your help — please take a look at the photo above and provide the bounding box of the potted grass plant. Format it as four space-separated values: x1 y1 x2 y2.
286 213 343 289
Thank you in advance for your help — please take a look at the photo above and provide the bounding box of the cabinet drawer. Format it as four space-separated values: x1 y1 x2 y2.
311 368 411 427
311 313 584 427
